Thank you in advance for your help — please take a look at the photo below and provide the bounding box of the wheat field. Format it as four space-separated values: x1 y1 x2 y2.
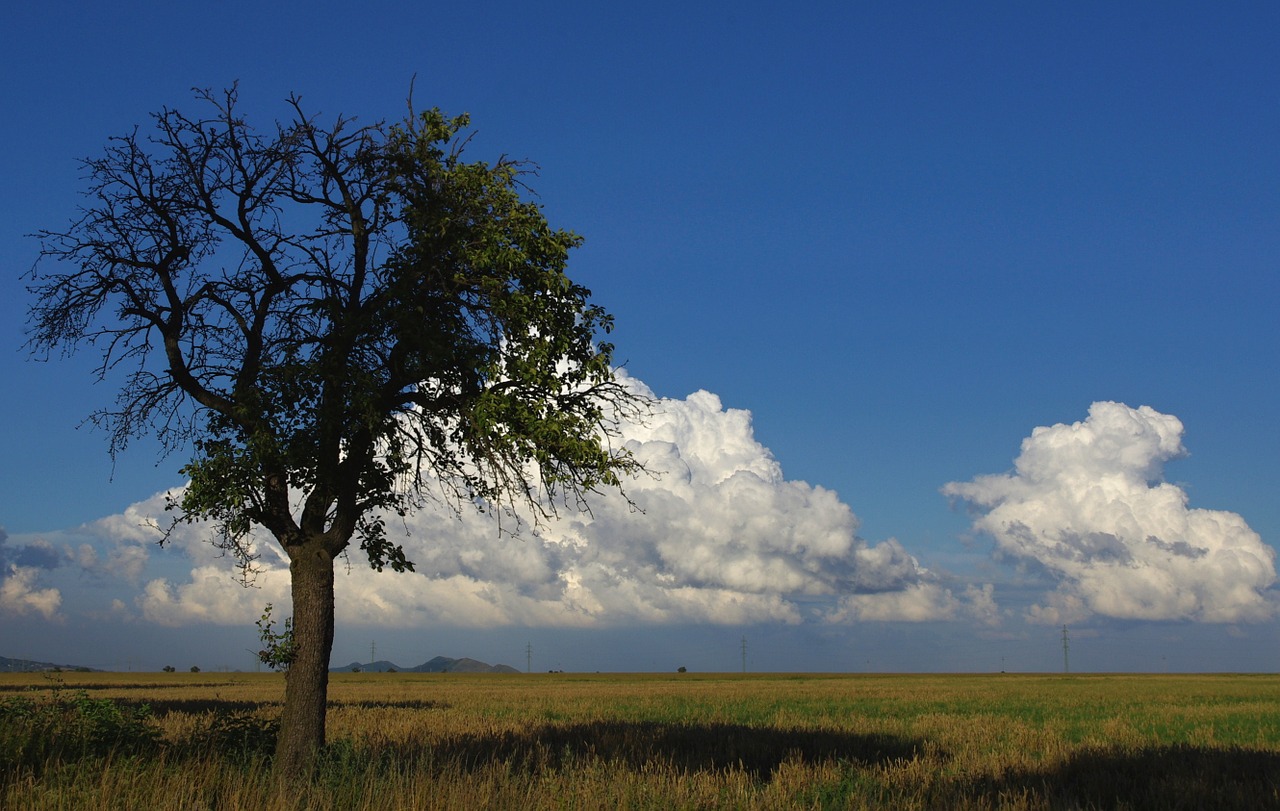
3 670 1279 809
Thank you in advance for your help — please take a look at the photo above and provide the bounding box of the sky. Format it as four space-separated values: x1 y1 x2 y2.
2 2 1280 673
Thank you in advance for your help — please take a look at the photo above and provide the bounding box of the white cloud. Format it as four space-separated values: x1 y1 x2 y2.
829 583 1001 625
88 372 986 628
138 566 289 627
80 490 177 546
0 495 164 589
75 542 149 582
0 528 64 621
0 565 62 620
830 583 962 623
943 401 1276 624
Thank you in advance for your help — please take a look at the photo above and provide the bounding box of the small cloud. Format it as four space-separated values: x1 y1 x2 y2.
12 539 62 570
828 583 963 623
0 565 62 621
826 581 1000 625
0 530 66 621
0 528 63 571
963 583 1002 627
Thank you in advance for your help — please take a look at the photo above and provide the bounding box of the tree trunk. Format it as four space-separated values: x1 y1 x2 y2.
274 540 336 780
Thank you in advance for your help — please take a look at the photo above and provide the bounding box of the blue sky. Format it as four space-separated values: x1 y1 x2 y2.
3 2 1280 673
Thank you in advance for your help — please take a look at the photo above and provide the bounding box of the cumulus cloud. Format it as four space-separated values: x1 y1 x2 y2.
346 375 987 627
0 528 63 620
138 567 289 626
74 542 151 582
943 402 1276 624
831 582 1001 625
2 487 167 575
0 527 62 571
93 372 987 629
1 565 62 620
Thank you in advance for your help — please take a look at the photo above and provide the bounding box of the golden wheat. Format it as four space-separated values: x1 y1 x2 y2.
3 671 1279 809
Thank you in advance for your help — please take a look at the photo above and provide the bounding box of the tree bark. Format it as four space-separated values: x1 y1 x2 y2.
274 540 336 779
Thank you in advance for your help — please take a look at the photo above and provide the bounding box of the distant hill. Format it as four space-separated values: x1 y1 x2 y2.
0 656 99 673
411 656 520 674
334 659 402 673
332 655 519 674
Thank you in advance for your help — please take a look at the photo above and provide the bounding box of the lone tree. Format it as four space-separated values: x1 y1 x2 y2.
26 86 643 777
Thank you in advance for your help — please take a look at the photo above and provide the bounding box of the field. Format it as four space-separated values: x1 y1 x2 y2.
3 670 1279 809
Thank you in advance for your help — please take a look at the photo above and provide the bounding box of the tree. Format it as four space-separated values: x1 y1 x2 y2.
26 86 644 778
163 665 176 673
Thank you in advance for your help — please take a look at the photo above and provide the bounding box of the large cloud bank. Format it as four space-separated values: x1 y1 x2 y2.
943 402 1276 624
84 374 988 629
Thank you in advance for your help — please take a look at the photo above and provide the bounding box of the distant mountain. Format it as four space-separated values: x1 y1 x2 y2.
410 656 519 674
333 659 402 673
0 656 98 673
332 655 519 674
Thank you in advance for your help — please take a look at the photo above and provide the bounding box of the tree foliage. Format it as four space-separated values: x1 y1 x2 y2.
255 603 297 672
26 85 645 776
27 84 643 566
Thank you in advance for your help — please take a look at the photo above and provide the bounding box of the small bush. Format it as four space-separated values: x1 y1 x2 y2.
0 689 160 773
186 710 279 763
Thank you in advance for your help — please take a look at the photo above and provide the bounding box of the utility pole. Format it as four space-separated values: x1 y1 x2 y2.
370 640 376 668
1061 625 1070 674
741 636 747 673
526 642 533 674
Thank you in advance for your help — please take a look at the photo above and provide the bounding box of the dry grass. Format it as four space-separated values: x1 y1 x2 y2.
3 671 1279 809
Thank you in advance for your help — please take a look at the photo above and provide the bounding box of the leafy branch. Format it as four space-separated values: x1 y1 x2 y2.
255 603 297 671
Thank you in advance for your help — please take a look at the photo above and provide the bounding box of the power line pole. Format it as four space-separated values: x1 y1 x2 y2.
741 636 747 673
526 642 533 674
1061 625 1070 674
370 640 376 668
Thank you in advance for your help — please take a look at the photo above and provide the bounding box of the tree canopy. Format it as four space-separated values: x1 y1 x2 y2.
26 85 645 776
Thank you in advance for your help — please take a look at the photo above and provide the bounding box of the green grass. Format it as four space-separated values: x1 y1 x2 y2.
2 671 1279 808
